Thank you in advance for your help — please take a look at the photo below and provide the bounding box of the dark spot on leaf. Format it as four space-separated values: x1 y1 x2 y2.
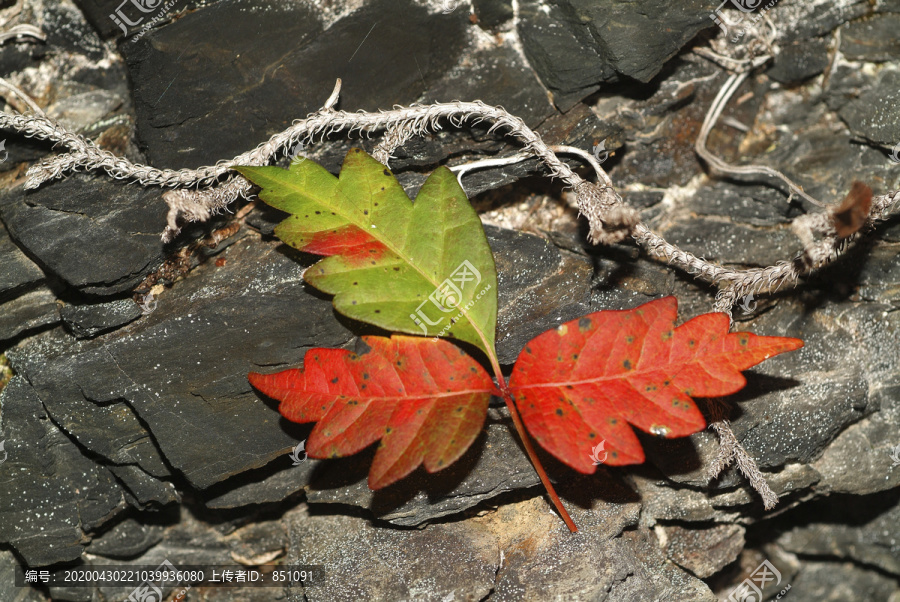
383 169 391 176
364 210 369 215
374 310 381 314
385 427 392 433
611 451 618 458
609 418 618 424
331 377 338 383
362 373 370 380
578 317 591 330
623 359 632 370
315 211 321 214
689 339 696 347
352 282 358 286
626 336 634 343
588 432 596 439
572 353 579 360
351 300 357 305
455 406 463 412
393 267 400 271
525 346 532 354
566 385 574 390
555 408 564 416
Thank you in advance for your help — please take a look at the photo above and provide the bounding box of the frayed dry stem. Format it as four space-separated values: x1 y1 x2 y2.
695 71 825 208
705 401 778 510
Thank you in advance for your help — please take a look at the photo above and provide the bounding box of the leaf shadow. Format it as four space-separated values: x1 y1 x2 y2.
300 428 490 519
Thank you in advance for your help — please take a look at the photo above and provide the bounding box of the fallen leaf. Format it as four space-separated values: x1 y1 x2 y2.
508 297 803 472
236 149 497 354
249 335 498 488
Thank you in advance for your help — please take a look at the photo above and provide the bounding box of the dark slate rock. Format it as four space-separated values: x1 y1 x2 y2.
288 508 497 601
728 299 900 470
494 525 714 600
122 0 467 170
8 332 174 481
0 176 168 295
489 226 594 364
109 465 180 508
201 445 312 509
811 399 900 495
303 421 541 526
601 58 722 189
839 69 900 146
60 299 143 339
12 236 353 491
284 489 684 602
785 559 898 602
517 0 609 110
73 0 199 41
472 0 513 30
87 517 166 559
841 13 900 62
0 224 44 299
657 218 799 267
776 490 900 577
422 42 555 138
682 182 793 226
660 523 744 579
767 38 830 85
0 377 126 566
519 0 716 109
0 288 58 342
564 0 716 82
778 0 871 42
79 511 283 602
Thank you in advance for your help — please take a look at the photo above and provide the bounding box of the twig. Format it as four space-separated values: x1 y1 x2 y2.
695 71 826 208
706 409 779 509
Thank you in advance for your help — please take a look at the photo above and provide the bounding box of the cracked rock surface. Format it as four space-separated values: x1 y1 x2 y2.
1 0 900 600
